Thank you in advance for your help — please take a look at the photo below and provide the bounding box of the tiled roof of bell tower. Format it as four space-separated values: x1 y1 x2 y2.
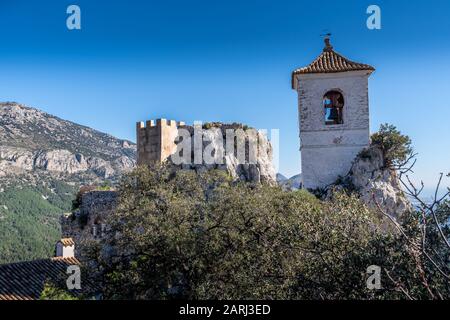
291 37 375 89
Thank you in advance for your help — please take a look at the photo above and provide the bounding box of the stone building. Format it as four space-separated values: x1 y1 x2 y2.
292 37 375 190
55 238 75 258
60 190 118 262
136 120 277 184
0 236 100 300
136 119 185 165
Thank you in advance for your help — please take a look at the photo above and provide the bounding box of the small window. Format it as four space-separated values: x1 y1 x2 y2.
323 91 344 125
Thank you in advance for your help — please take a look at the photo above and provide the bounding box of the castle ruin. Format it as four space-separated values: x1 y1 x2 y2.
136 119 185 165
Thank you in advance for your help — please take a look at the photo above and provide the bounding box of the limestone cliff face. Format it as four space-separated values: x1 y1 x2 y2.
169 124 277 185
0 102 136 183
329 145 411 218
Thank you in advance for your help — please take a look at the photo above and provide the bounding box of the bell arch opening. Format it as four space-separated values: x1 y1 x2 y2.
323 90 344 125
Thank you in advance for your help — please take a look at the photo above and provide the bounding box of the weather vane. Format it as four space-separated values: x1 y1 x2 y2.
320 31 332 39
320 31 333 50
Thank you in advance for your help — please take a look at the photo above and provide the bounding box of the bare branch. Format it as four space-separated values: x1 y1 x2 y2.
372 194 450 280
384 269 415 300
396 153 418 175
430 209 450 251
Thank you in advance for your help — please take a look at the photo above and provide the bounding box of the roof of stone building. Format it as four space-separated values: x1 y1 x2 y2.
59 238 75 247
291 38 375 88
0 257 97 300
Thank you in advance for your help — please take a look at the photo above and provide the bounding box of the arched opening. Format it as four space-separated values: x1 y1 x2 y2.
323 91 344 125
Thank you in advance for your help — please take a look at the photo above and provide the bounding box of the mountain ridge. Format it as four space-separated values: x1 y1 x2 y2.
0 102 136 182
0 102 137 263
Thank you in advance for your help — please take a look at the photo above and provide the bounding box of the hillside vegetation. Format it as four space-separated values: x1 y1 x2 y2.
0 181 75 263
0 102 136 264
85 126 449 300
85 164 449 300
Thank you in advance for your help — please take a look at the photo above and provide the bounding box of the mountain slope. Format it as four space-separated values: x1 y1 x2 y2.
277 173 302 190
0 102 136 181
0 102 136 263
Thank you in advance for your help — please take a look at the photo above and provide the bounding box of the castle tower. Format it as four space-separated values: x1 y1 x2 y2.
136 119 185 165
291 37 375 190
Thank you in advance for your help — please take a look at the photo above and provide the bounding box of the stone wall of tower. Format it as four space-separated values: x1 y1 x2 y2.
136 119 185 165
296 71 371 190
60 190 118 262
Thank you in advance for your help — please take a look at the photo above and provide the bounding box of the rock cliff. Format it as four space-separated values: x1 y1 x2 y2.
0 102 136 183
328 144 411 218
0 102 136 263
169 123 277 185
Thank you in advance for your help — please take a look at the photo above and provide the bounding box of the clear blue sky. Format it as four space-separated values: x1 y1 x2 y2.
0 0 449 192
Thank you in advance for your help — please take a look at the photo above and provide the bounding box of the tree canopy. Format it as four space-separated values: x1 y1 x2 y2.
86 164 449 300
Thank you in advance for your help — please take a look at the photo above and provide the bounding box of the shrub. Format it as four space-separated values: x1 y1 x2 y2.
85 165 449 300
88 165 408 299
371 123 413 168
39 282 78 300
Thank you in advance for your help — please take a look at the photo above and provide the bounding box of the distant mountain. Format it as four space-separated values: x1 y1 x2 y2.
276 173 288 182
0 102 136 181
277 173 302 190
0 102 136 263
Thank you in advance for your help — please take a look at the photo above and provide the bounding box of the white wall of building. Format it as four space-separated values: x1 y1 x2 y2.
295 71 371 189
56 243 75 258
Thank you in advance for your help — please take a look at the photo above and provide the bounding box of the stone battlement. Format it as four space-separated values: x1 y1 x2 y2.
136 118 185 165
136 119 185 129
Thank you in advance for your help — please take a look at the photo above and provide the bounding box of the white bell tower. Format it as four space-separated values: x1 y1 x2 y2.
292 37 375 190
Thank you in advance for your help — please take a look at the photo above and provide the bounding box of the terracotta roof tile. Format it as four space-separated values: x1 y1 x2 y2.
0 257 99 300
60 238 75 247
291 38 375 88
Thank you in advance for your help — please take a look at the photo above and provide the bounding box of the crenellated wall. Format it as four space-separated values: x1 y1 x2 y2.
136 119 185 165
136 120 277 184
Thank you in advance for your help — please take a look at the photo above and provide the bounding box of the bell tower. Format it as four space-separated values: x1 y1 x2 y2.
292 37 375 190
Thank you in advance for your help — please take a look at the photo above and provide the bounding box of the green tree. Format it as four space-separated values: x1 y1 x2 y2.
88 165 440 300
371 123 413 168
39 282 79 300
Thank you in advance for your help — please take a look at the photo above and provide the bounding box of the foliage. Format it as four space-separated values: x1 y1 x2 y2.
387 171 450 299
85 165 450 300
371 123 413 168
0 181 76 264
39 282 79 300
202 122 250 131
97 182 112 191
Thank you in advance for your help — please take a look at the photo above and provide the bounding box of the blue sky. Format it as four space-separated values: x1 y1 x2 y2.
0 0 449 192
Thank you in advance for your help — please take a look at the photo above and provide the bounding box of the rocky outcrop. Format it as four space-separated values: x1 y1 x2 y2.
0 102 136 181
171 124 277 185
329 145 411 218
0 102 137 264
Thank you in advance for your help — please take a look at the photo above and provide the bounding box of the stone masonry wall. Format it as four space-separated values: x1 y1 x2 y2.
136 119 185 165
61 190 118 262
136 121 277 184
296 71 371 189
